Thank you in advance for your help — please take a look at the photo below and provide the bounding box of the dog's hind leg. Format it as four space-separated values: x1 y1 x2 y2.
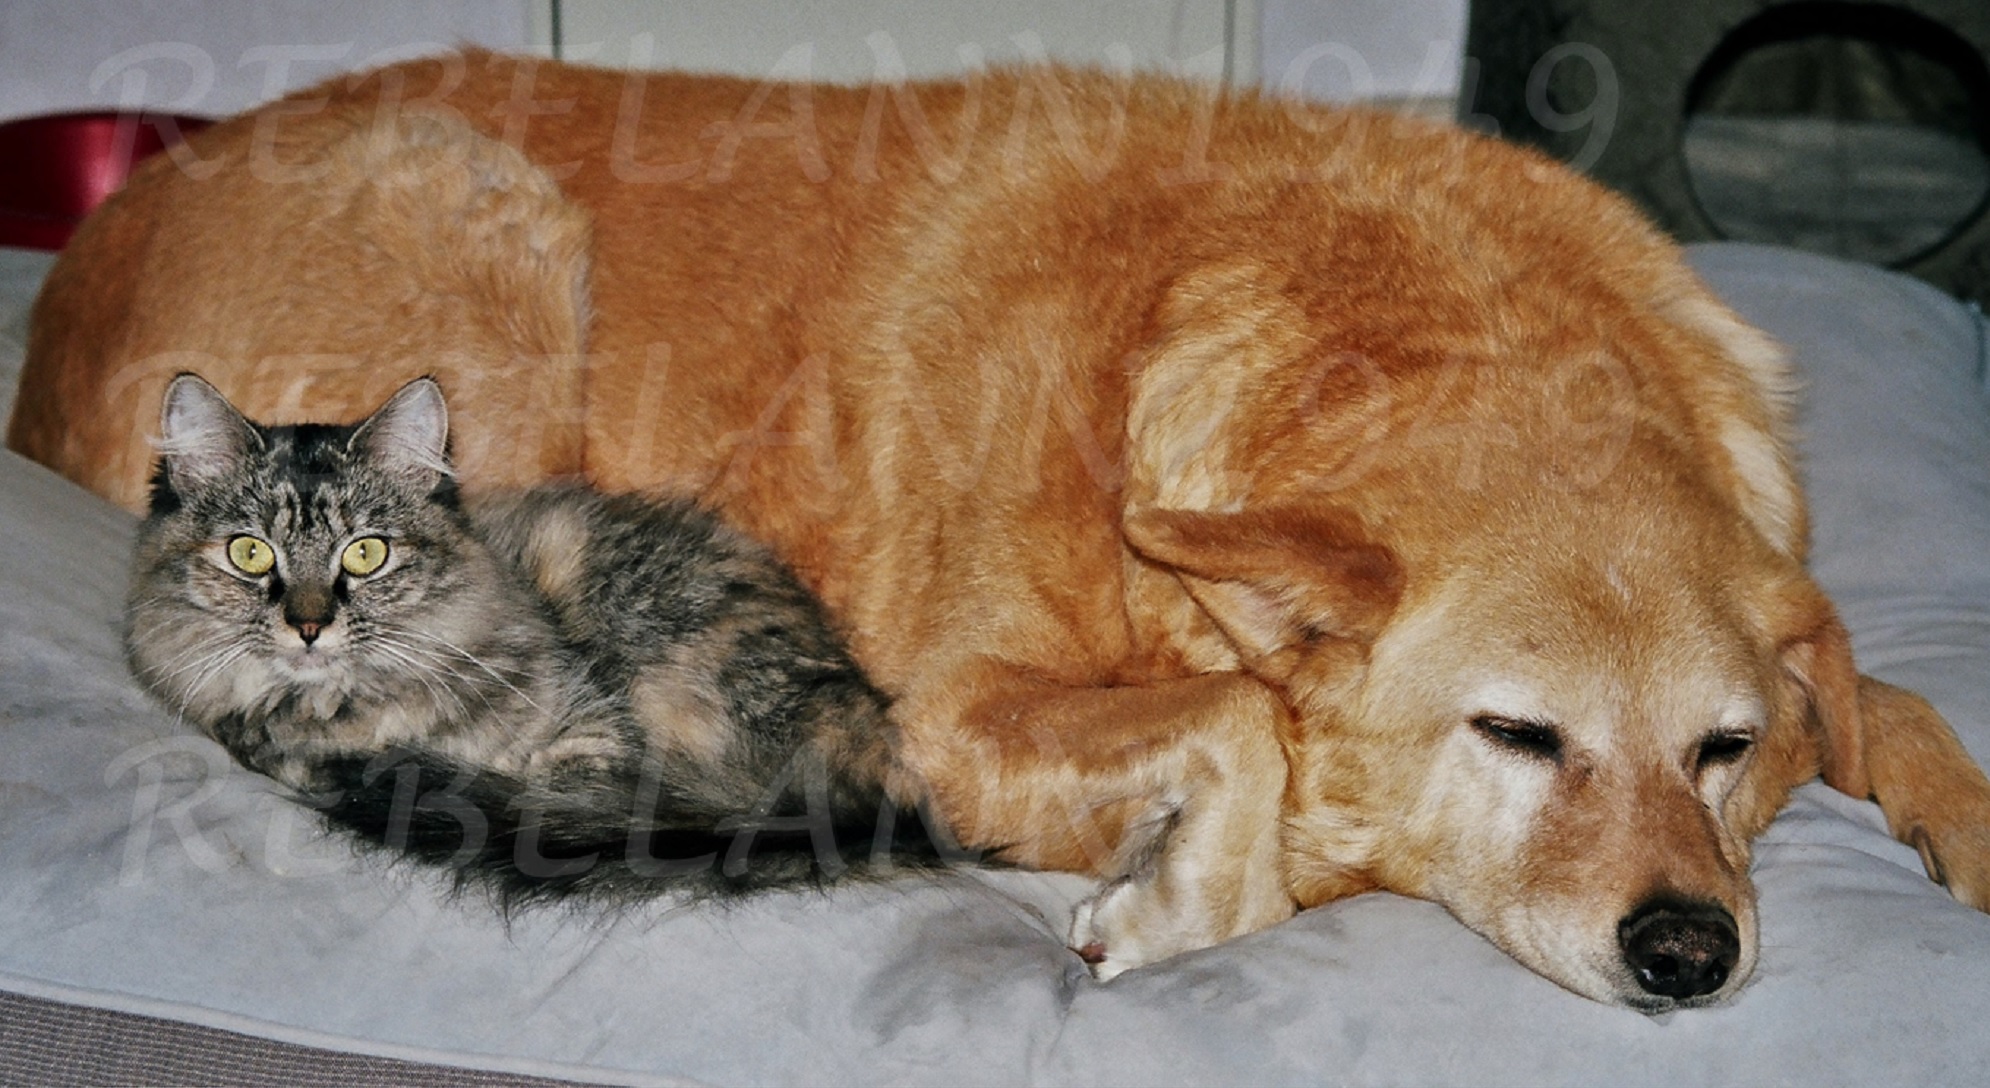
900 664 1297 979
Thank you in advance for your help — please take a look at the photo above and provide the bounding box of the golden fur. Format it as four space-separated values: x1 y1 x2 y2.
13 52 1990 1008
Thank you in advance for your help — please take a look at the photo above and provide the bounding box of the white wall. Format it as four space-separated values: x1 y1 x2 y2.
0 0 1468 123
1261 0 1467 103
550 1 1469 99
557 0 1244 83
0 0 532 122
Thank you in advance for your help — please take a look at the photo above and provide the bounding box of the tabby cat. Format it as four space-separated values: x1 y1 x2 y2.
124 374 957 904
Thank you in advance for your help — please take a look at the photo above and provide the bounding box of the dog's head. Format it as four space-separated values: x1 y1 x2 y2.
1127 490 1859 1010
1122 248 1870 1009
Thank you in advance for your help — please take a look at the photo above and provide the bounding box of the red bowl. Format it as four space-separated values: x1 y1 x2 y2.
0 111 211 250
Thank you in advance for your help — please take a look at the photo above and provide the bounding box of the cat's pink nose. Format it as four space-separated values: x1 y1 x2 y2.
295 621 322 645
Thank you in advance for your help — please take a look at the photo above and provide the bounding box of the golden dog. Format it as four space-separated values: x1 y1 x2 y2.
14 52 1990 1010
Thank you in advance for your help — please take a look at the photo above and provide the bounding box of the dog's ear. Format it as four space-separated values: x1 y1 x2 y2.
1720 597 1848 842
1780 607 1870 800
1123 506 1402 667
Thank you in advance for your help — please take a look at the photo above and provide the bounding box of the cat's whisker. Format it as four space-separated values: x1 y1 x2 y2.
374 649 466 718
138 629 245 684
155 643 251 688
170 641 245 692
388 626 544 710
177 643 253 706
366 638 480 719
365 632 497 710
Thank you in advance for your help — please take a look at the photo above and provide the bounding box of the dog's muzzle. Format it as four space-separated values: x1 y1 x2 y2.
1618 896 1740 1000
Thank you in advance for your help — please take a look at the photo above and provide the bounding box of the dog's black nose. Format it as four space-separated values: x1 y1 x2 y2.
1618 897 1739 1000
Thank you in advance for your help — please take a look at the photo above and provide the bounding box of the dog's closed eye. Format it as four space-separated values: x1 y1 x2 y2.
1472 715 1564 762
1695 732 1755 771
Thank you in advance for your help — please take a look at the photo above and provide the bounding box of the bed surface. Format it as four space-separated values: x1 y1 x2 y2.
2 241 1988 1086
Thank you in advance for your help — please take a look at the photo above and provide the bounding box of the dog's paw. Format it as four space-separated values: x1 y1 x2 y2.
1068 878 1139 981
1067 876 1197 981
1912 822 1990 913
1068 856 1299 980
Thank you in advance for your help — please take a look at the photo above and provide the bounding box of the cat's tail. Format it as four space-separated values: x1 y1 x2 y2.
305 746 981 909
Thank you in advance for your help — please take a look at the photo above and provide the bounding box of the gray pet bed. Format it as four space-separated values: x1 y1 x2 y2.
2 241 1989 1085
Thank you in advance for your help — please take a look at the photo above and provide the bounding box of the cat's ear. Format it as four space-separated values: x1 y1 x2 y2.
351 377 453 484
157 374 261 493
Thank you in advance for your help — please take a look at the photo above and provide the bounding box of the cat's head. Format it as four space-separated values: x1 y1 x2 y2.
125 375 507 727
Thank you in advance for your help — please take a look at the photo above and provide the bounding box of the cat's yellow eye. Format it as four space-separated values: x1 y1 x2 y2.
341 536 389 577
226 536 275 576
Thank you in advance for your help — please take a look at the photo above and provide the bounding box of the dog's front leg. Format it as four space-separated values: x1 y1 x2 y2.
903 667 1297 979
1854 676 1990 910
1786 614 1990 911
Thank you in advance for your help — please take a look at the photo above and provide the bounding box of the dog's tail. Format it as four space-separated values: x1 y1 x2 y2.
307 746 974 909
